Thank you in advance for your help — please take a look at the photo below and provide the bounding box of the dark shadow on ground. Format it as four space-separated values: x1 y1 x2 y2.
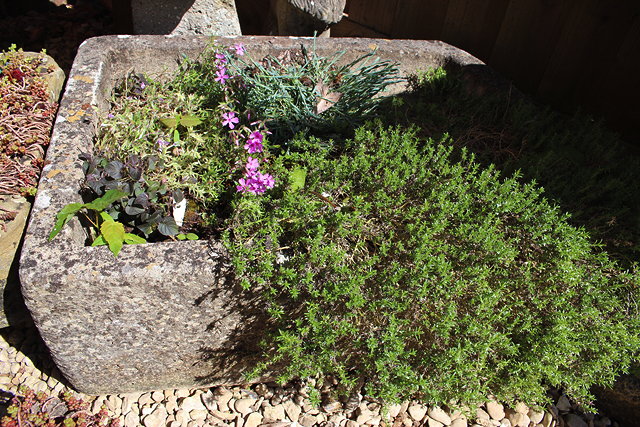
0 0 114 75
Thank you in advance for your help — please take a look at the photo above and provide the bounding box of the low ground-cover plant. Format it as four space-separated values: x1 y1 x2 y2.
386 67 640 266
0 386 119 426
49 41 640 409
0 45 58 197
228 123 640 408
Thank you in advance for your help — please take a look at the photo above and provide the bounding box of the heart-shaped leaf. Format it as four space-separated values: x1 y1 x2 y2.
105 161 124 179
125 205 146 215
100 219 125 256
158 216 179 236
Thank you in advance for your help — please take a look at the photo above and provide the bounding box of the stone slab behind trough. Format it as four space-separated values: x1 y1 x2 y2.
131 0 241 36
20 35 490 395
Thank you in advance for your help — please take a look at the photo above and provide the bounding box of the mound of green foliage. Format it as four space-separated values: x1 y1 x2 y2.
226 123 640 408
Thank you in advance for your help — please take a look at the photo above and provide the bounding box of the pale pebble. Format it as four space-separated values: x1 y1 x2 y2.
263 403 286 421
409 404 427 421
190 409 209 421
429 406 452 425
244 412 263 427
180 395 207 412
486 401 506 421
143 405 168 427
283 399 301 422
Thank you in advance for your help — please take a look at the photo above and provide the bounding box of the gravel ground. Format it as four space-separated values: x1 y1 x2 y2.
0 313 621 427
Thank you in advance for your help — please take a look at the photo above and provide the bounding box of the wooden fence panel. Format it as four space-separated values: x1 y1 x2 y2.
490 0 573 94
333 0 640 138
596 12 640 133
390 0 448 40
440 0 510 61
346 0 398 36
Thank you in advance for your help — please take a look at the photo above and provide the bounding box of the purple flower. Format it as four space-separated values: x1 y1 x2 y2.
140 82 146 90
245 156 260 172
244 131 264 154
232 43 246 56
157 138 170 148
221 111 239 129
107 113 115 119
215 68 230 84
215 53 227 64
236 171 275 195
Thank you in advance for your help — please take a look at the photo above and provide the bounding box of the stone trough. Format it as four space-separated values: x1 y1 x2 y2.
20 35 493 395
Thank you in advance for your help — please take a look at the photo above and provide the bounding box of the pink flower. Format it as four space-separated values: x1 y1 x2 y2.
236 171 275 195
244 131 264 154
232 43 246 56
245 157 260 172
221 111 239 129
215 68 230 84
215 53 227 64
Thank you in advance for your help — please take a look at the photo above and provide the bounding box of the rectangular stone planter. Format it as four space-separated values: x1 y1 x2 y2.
20 35 487 395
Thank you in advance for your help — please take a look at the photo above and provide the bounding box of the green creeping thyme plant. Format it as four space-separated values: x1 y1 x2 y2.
49 41 640 409
228 124 640 408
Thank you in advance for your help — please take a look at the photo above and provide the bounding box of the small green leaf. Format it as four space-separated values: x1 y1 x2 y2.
176 232 199 241
173 129 180 143
85 189 127 211
100 219 125 256
160 117 178 128
91 234 107 246
58 203 85 216
290 168 307 191
124 233 146 244
179 115 202 127
48 203 85 241
99 211 114 222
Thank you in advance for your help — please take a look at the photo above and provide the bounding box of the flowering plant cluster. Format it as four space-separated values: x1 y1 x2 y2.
64 39 401 250
212 43 276 195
